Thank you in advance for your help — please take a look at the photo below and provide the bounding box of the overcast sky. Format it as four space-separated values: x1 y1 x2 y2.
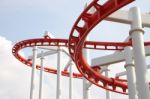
0 0 150 99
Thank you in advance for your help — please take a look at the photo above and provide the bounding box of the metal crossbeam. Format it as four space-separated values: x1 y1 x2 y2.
105 10 150 28
92 46 150 66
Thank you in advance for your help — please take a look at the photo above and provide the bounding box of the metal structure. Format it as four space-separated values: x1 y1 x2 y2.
12 0 150 99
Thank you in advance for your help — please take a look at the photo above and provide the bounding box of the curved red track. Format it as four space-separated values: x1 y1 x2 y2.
12 38 130 78
12 0 150 95
68 0 134 94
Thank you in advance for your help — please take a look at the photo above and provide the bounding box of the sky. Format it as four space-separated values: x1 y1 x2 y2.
0 0 150 99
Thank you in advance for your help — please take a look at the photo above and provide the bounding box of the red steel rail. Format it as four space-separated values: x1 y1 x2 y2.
12 38 130 78
68 0 134 94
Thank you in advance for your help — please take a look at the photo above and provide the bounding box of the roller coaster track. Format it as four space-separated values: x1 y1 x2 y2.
68 0 135 94
12 38 130 78
12 0 150 95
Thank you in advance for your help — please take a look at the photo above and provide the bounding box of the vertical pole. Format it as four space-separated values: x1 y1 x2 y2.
39 51 44 99
56 47 61 99
124 47 138 99
69 63 73 99
83 40 90 99
83 78 90 99
30 46 37 99
129 7 150 99
104 67 111 99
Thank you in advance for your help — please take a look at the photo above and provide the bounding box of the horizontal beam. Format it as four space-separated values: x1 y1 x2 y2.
91 46 150 66
116 64 150 77
105 10 150 28
37 46 58 51
28 50 58 59
92 51 125 66
28 47 70 60
116 71 127 77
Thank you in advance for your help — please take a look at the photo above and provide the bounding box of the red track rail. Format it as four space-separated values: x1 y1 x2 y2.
68 0 135 94
12 38 130 78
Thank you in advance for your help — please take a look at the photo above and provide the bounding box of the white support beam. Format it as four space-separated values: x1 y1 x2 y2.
92 51 124 66
104 66 111 99
124 47 138 99
116 71 127 77
105 10 150 28
69 63 73 99
56 47 61 99
37 46 58 51
30 46 37 99
28 50 58 59
39 51 44 99
64 59 72 71
116 64 150 77
92 46 150 66
129 7 150 99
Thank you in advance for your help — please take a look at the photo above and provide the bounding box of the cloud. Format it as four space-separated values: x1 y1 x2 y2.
0 36 31 99
0 36 56 99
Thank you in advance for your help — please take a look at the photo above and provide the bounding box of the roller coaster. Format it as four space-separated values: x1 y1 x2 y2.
12 0 150 99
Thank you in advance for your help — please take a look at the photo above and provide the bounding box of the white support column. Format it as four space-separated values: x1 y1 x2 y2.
56 47 61 99
30 46 37 99
83 78 90 99
69 62 73 99
129 7 150 99
124 47 138 99
83 46 90 99
39 51 44 99
104 67 111 99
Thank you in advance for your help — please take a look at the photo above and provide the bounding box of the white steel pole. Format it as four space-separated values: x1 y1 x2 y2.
39 51 44 99
129 7 150 99
83 44 90 99
104 67 111 99
124 47 138 99
83 78 90 99
69 63 73 99
30 46 37 99
56 47 61 99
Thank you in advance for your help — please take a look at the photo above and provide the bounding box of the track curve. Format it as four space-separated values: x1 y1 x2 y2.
68 0 135 94
12 38 131 79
